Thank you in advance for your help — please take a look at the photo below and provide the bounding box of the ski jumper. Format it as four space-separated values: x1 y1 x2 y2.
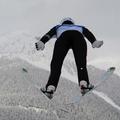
40 24 96 90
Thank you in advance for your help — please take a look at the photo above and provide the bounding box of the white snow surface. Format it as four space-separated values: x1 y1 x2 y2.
0 56 120 120
93 90 120 111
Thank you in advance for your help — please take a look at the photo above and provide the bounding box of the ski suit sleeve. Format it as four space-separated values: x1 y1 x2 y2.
40 26 57 44
82 27 96 44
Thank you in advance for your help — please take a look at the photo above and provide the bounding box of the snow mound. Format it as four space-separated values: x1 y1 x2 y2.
0 57 120 120
0 31 36 55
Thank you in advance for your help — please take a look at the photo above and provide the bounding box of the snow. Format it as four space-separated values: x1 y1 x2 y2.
0 57 120 120
88 57 120 76
93 90 120 111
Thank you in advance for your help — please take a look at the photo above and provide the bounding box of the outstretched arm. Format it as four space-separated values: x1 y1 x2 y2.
35 26 57 51
40 26 57 44
82 27 96 44
82 27 103 48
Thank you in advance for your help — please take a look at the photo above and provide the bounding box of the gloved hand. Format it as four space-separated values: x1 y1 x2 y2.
92 40 103 48
35 41 45 51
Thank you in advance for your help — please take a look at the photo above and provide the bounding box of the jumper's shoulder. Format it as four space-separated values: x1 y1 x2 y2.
75 25 85 28
54 25 61 29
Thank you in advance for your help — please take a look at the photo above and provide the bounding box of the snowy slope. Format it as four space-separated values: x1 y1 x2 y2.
0 31 36 54
0 57 120 120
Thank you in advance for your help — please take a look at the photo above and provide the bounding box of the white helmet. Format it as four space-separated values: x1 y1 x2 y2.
60 17 75 25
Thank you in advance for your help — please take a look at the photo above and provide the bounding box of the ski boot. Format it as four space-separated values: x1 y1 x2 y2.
87 84 94 90
41 85 55 99
80 81 94 96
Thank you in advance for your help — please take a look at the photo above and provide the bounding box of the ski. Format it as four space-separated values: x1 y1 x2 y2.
68 67 116 104
40 88 53 100
81 67 116 96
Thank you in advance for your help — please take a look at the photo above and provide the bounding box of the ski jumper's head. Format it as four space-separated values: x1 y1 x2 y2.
61 17 75 25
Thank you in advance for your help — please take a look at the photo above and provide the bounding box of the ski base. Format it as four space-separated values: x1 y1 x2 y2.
81 86 95 96
41 88 53 100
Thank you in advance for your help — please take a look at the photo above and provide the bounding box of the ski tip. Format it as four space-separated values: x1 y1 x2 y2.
109 67 116 71
22 68 28 73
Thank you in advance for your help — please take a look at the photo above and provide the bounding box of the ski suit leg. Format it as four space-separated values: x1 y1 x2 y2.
46 33 70 90
71 31 90 86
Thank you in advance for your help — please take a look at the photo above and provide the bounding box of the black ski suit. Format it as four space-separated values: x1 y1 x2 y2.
40 24 96 90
